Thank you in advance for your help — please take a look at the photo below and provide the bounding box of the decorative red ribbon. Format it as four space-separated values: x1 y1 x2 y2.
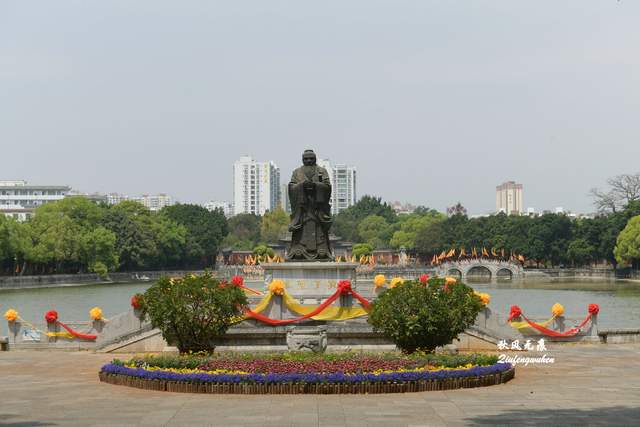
510 304 599 337
231 275 262 295
244 280 371 325
57 321 97 340
43 309 97 340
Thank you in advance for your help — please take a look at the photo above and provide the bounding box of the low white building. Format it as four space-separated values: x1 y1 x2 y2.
204 200 234 217
0 180 70 221
131 194 173 211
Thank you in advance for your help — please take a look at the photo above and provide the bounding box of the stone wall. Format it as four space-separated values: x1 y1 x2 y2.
0 270 204 290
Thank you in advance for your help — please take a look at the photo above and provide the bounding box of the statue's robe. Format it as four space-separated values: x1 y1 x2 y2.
287 165 333 260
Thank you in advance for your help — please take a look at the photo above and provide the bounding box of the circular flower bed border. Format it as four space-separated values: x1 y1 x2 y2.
99 363 515 394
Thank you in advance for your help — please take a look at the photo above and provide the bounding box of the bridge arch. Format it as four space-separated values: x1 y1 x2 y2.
496 268 513 281
435 259 522 283
446 268 462 280
466 265 492 282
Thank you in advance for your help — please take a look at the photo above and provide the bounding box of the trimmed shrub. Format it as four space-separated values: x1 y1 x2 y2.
368 277 484 353
142 271 247 353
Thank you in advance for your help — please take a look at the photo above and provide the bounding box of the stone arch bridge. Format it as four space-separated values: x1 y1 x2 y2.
435 259 523 282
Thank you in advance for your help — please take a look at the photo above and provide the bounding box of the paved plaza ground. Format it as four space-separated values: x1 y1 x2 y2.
1 344 639 426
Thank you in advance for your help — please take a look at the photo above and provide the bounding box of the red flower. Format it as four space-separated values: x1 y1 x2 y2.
419 274 429 284
231 276 244 287
588 304 600 315
44 310 58 324
131 295 142 310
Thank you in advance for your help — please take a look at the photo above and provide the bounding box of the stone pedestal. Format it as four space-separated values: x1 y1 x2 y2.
261 263 358 320
262 262 358 299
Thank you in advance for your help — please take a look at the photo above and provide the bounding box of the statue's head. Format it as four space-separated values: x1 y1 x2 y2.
302 149 317 166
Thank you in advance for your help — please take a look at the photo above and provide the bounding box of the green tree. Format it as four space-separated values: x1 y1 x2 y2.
357 215 391 248
389 210 444 249
351 243 374 259
333 195 397 242
79 226 119 273
566 238 595 267
101 202 159 270
0 216 32 275
414 221 446 255
252 244 275 257
260 208 289 243
223 213 261 249
614 216 640 269
161 204 228 266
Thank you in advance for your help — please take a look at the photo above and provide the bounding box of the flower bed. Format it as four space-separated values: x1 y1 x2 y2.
99 353 515 394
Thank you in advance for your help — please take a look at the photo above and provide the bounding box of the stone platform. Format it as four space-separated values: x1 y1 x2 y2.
262 262 358 300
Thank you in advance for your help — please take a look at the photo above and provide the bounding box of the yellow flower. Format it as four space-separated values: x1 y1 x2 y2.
551 303 564 317
4 308 18 322
268 279 285 295
373 274 386 288
445 276 457 286
389 277 404 288
89 307 104 321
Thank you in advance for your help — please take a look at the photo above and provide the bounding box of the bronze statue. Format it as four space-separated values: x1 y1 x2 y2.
287 150 333 261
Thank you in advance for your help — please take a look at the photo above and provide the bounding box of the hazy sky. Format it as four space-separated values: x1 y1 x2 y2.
2 1 639 214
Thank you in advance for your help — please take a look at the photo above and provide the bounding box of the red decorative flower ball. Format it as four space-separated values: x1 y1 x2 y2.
131 295 142 310
338 280 352 295
44 310 58 324
231 275 244 287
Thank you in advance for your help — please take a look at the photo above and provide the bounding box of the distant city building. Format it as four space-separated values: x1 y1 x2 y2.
131 194 173 211
391 201 416 215
107 193 129 205
0 180 70 221
233 156 280 216
67 190 108 204
555 207 565 215
526 207 537 216
496 181 524 215
204 200 234 217
317 159 357 215
279 184 291 214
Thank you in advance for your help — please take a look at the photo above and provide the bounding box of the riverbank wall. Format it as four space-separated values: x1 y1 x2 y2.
0 270 205 290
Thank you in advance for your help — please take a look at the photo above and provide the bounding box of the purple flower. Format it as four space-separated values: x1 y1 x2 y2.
100 363 512 385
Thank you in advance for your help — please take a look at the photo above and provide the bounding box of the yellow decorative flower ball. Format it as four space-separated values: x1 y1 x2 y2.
480 293 490 305
551 303 564 317
373 274 386 288
89 307 104 321
269 279 285 295
4 308 18 322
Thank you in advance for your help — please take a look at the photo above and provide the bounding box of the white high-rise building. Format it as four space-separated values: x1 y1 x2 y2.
233 156 280 216
317 159 357 215
496 181 524 215
279 184 291 214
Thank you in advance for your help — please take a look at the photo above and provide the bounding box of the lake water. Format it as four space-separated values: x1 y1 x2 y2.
2 279 640 335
